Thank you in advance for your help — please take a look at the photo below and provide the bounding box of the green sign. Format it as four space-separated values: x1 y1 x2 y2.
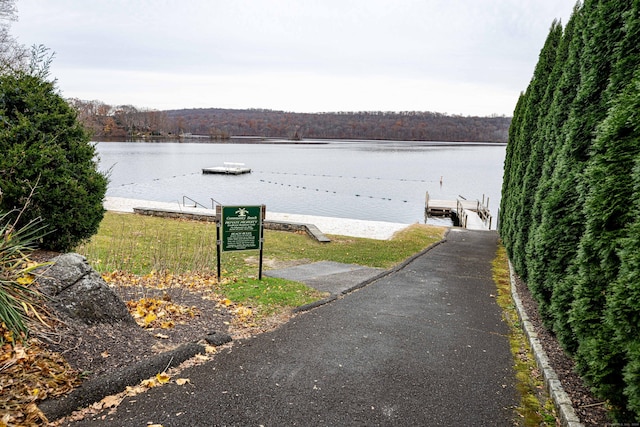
220 205 263 252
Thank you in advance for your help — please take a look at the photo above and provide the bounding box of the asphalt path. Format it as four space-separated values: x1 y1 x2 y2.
68 228 517 426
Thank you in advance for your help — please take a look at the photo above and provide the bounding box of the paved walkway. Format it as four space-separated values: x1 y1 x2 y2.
68 229 517 426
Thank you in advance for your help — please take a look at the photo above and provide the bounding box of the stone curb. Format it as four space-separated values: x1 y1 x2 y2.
39 333 232 422
131 207 331 242
508 261 584 427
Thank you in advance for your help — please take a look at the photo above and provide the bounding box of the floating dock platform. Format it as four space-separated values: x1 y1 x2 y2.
202 162 251 175
425 192 492 230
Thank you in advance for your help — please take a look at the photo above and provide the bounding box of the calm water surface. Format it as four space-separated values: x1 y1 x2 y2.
96 139 506 227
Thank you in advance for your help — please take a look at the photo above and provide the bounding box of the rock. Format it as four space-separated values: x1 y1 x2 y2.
35 253 134 324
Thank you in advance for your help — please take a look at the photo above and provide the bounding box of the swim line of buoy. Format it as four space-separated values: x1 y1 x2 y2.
259 179 409 203
255 170 438 184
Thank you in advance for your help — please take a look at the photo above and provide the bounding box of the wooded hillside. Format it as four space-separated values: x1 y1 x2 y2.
69 100 510 142
499 1 640 422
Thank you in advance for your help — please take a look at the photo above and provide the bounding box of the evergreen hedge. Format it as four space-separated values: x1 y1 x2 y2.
500 0 640 421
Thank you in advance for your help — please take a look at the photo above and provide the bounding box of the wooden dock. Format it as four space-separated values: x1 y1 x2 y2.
425 192 492 230
202 162 251 175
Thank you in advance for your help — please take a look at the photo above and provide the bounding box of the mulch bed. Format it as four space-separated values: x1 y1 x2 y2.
39 285 234 380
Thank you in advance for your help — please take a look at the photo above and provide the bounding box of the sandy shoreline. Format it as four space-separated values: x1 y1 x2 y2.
104 197 411 240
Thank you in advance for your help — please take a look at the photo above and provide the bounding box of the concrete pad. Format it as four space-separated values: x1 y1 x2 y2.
264 261 384 295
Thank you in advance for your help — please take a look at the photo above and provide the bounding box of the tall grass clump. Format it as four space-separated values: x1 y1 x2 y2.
0 209 49 344
76 213 218 275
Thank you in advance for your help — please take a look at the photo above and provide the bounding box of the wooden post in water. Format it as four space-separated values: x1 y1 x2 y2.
425 191 430 214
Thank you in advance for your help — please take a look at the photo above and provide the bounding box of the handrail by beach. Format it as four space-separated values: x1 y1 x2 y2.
182 196 210 210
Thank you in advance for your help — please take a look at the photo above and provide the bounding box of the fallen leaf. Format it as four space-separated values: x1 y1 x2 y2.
102 395 122 408
160 320 175 329
156 372 171 384
141 378 158 388
144 312 157 327
16 275 34 285
175 378 190 386
125 385 147 396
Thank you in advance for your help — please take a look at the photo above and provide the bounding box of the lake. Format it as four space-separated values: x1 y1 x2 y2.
96 139 506 227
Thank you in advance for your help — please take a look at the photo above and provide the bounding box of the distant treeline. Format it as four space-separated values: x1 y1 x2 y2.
69 100 510 142
500 1 640 422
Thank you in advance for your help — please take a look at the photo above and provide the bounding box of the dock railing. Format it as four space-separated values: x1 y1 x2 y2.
425 191 493 229
456 199 468 228
476 195 492 229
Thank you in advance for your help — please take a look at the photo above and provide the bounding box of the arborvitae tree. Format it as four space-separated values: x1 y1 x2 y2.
499 92 526 256
568 2 640 418
603 2 640 421
524 10 580 323
603 0 640 100
533 0 614 352
605 81 640 417
500 88 530 272
531 4 588 349
508 21 563 281
565 0 631 379
500 17 567 290
542 14 588 350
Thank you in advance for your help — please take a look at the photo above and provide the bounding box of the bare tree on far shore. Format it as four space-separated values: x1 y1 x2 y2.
0 0 27 74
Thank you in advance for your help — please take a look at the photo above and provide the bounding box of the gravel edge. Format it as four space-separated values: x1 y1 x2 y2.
508 260 585 427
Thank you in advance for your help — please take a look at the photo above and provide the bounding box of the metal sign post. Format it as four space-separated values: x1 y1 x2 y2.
216 205 265 280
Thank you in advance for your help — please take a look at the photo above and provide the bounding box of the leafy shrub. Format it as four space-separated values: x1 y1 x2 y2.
0 71 108 251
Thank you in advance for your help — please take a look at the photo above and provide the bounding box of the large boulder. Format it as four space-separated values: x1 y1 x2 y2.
36 253 134 324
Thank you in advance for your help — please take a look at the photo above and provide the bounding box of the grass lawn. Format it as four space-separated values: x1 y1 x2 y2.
76 212 446 315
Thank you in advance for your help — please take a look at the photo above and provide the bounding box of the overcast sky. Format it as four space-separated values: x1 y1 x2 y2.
11 0 576 116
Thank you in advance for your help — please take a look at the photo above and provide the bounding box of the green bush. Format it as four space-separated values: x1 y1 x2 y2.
0 72 108 251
